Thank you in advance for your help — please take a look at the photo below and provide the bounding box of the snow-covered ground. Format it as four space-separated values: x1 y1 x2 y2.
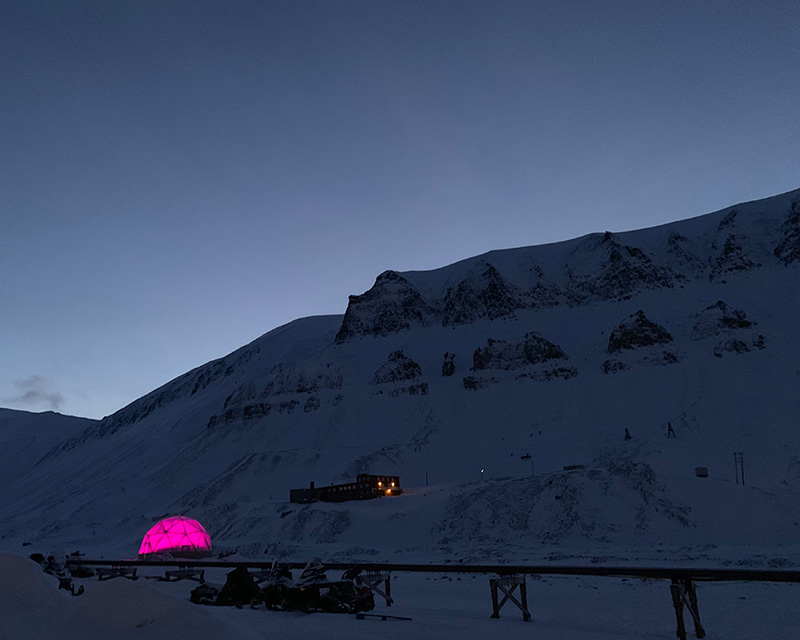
2 553 799 640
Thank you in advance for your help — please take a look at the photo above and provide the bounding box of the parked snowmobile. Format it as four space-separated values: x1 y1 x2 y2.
273 559 375 614
30 551 84 596
189 559 374 614
189 582 220 606
189 563 292 608
251 561 294 610
215 566 260 607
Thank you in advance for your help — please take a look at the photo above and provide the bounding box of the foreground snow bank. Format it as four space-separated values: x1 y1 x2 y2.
0 554 242 640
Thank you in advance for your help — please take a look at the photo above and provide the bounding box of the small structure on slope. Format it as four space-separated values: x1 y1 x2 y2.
290 474 402 504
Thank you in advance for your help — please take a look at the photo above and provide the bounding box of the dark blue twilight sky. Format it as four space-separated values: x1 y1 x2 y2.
1 1 798 418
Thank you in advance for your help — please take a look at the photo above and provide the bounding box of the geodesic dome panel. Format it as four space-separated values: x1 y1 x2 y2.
138 515 211 556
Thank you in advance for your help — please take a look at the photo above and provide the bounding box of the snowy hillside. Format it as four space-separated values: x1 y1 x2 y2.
2 189 800 567
0 409 96 488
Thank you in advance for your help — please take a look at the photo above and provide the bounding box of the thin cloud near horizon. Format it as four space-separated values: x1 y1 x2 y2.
10 375 65 411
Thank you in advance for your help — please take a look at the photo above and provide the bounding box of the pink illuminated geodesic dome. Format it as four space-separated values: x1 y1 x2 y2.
138 515 212 557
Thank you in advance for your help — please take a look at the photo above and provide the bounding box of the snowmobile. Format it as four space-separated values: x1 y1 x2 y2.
189 582 220 606
191 559 374 613
189 563 290 608
251 561 294 610
30 551 85 596
212 565 260 608
270 559 375 614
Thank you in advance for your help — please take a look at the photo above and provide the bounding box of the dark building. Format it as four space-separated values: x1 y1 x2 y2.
289 474 402 504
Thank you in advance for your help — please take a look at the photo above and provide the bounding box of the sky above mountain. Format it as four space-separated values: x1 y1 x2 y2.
2 0 799 419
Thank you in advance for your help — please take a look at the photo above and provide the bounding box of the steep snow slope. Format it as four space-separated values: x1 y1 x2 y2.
2 189 799 565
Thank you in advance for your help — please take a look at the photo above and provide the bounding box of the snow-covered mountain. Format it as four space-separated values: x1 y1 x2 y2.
2 189 800 566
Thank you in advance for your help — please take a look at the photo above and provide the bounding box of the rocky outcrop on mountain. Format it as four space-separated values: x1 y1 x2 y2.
223 382 256 410
372 350 423 385
713 336 765 357
469 332 574 384
569 233 676 302
691 301 754 340
442 263 525 326
383 383 429 397
602 349 680 374
209 361 345 428
208 395 311 428
212 362 343 425
717 209 739 232
462 375 498 390
525 265 564 308
774 201 800 265
335 271 435 341
665 233 706 277
277 399 300 414
516 367 578 382
208 403 266 428
472 332 568 371
441 352 456 377
602 360 628 374
263 363 344 396
690 300 765 357
603 310 679 373
337 259 568 336
608 310 673 352
709 235 761 281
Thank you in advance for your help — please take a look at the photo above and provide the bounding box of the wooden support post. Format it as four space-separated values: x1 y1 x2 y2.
490 580 500 619
670 580 686 640
519 578 529 620
684 579 705 639
670 578 705 639
489 575 531 621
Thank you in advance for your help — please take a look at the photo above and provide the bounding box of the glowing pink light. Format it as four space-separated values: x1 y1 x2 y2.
138 515 212 556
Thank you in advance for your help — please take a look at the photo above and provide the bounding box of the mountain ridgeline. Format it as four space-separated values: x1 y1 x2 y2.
336 198 799 341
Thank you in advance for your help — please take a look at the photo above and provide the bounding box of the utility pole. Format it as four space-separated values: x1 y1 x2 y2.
521 453 534 477
734 452 745 486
